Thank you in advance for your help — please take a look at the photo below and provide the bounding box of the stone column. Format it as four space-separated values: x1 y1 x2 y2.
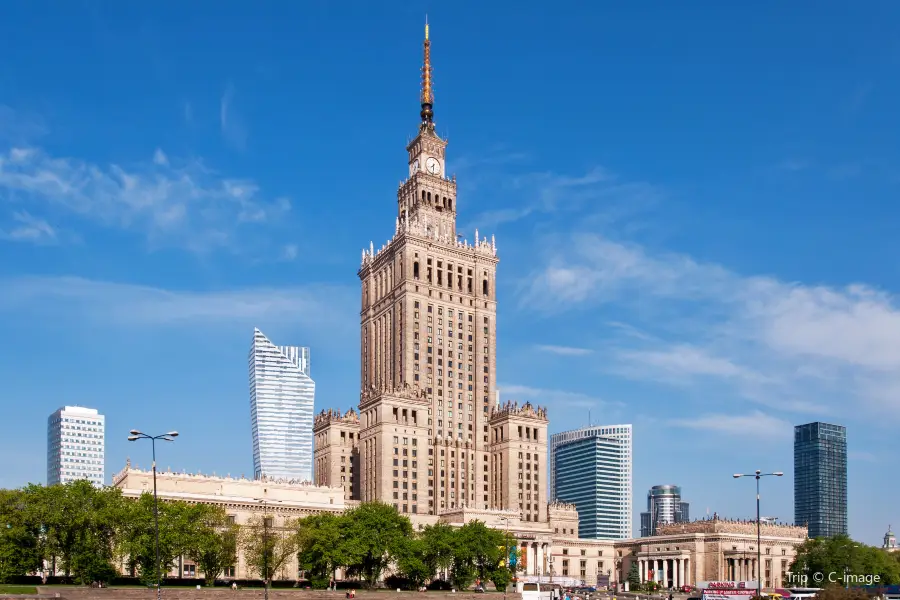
663 560 669 588
678 558 684 588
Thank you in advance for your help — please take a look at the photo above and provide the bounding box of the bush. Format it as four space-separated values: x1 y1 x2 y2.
428 579 452 591
489 567 512 591
384 574 417 590
309 575 331 590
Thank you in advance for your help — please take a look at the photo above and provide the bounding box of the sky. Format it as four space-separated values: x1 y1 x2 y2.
0 1 898 545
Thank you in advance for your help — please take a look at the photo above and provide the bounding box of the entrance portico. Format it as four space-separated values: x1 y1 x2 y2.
638 555 691 589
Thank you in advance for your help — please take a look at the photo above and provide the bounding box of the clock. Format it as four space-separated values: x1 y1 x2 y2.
410 160 419 176
426 157 441 175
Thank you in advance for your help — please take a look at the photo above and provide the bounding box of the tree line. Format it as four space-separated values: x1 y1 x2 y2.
0 481 520 590
789 534 900 586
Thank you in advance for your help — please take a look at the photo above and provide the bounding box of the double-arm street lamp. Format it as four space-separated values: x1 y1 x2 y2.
128 430 178 600
733 470 783 599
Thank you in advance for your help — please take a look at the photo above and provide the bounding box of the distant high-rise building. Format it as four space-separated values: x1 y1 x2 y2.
47 406 105 487
550 425 633 540
640 485 690 537
794 421 847 538
249 328 315 481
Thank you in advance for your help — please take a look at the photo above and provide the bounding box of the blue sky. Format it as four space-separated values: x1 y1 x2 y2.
1 1 898 545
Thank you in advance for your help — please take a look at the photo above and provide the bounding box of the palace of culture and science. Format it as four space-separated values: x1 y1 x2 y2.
113 23 807 589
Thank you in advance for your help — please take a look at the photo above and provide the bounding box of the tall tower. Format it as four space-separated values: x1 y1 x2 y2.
357 22 499 516
47 406 106 487
313 408 361 501
249 328 316 482
488 401 549 523
550 425 633 540
794 421 847 538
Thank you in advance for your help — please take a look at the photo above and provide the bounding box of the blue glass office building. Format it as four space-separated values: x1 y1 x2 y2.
794 421 847 538
550 425 632 540
249 328 316 482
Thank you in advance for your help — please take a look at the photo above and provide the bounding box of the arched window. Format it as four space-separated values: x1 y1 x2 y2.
413 262 420 280
448 198 453 211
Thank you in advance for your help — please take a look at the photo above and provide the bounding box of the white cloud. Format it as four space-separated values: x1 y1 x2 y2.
220 83 248 151
670 411 792 440
500 383 619 412
0 144 289 253
0 210 58 244
153 148 169 166
463 163 661 231
535 344 594 356
282 243 299 261
0 276 356 330
524 233 900 420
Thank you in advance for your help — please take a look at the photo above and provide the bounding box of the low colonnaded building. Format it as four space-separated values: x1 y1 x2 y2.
112 463 805 588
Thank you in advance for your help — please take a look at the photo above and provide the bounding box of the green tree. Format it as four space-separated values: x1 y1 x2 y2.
185 505 238 586
239 513 298 585
341 502 413 588
489 566 513 592
117 493 200 585
28 481 126 584
419 523 457 581
297 512 350 586
395 537 430 588
0 489 42 583
627 561 641 591
790 535 900 586
449 521 505 590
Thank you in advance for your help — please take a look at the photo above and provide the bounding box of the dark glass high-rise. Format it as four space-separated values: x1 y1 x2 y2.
794 422 847 538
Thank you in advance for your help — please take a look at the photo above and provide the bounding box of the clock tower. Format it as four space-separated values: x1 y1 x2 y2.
356 21 500 517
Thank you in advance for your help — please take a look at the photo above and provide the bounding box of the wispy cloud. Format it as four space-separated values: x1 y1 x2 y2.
220 83 248 151
0 142 289 253
281 243 299 261
671 411 792 440
500 383 620 413
0 276 356 332
457 152 663 232
777 158 812 172
535 344 594 356
523 233 900 421
0 210 58 244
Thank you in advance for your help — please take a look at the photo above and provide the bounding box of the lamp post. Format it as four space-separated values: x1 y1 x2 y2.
128 430 179 600
256 499 282 600
499 516 513 600
733 470 783 599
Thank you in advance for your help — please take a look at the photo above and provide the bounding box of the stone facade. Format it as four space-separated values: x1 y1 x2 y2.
620 519 805 590
313 408 361 501
112 462 804 588
112 464 348 580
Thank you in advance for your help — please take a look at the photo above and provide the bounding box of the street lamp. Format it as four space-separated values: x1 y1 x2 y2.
733 470 783 599
256 499 282 600
499 516 513 600
128 430 178 600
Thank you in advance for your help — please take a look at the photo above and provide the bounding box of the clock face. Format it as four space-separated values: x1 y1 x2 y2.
426 157 441 175
410 160 419 175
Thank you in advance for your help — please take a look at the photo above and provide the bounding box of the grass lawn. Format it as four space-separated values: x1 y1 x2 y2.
0 585 39 594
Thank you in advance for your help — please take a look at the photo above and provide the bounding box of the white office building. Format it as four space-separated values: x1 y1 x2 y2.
550 424 633 540
249 328 315 482
47 406 106 486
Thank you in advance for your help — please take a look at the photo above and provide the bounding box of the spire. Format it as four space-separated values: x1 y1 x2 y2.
420 17 434 126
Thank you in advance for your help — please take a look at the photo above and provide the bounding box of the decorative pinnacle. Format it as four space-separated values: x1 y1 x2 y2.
420 18 434 124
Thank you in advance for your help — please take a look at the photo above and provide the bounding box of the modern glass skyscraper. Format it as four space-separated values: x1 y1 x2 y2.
249 328 315 482
550 425 632 540
640 485 690 537
47 406 105 487
794 421 847 538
